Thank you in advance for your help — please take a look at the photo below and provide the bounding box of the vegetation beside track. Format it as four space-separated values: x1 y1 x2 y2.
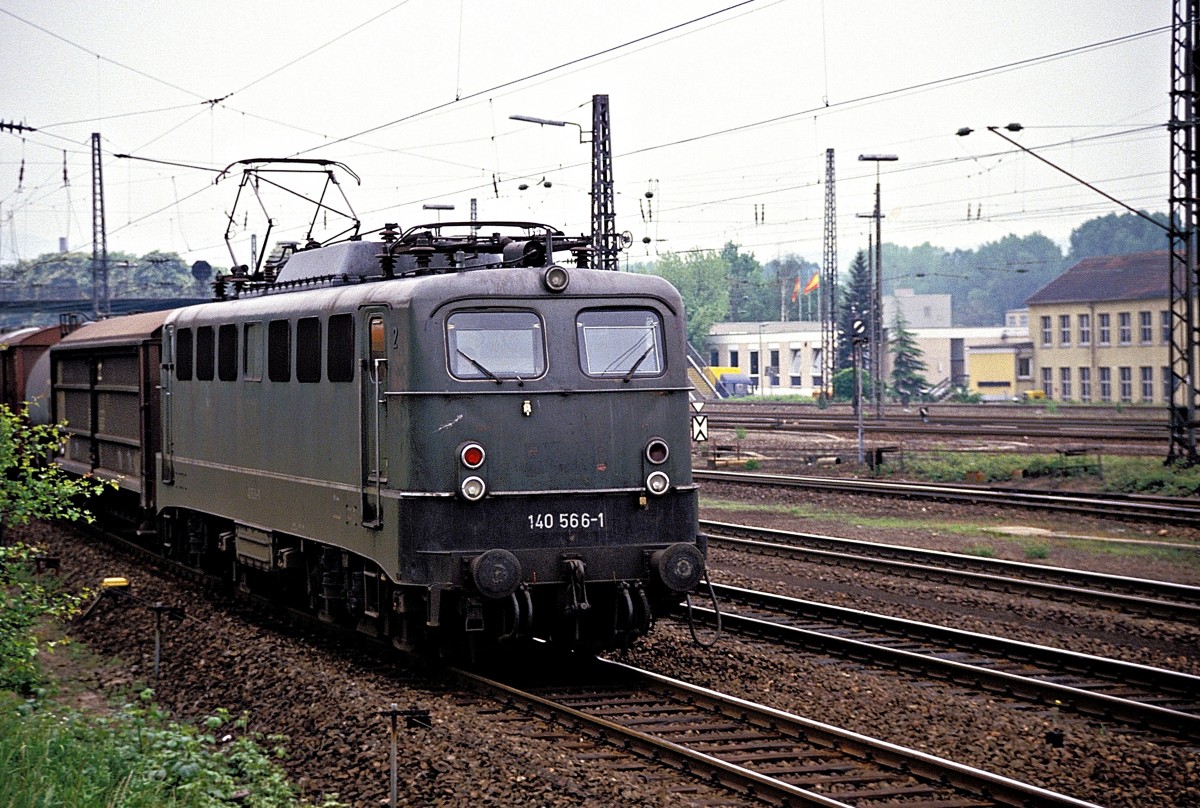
877 452 1200 495
0 404 342 807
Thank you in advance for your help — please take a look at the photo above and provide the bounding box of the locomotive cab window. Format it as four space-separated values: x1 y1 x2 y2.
446 311 545 381
243 321 263 382
577 309 664 378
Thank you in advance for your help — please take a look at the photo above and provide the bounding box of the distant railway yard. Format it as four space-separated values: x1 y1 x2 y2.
23 403 1198 807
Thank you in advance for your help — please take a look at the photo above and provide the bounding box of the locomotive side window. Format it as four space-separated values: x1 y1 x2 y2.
217 324 238 381
296 317 322 383
267 320 290 382
196 326 215 381
327 314 355 383
576 309 664 378
243 321 263 382
446 311 545 381
176 327 193 381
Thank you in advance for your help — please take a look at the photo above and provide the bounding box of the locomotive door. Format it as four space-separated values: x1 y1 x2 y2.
360 309 388 528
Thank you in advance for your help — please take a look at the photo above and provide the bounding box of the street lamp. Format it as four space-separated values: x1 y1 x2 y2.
510 96 618 271
508 114 589 143
422 203 455 223
858 153 898 418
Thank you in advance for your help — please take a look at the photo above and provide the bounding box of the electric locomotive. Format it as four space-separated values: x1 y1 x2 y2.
52 215 706 656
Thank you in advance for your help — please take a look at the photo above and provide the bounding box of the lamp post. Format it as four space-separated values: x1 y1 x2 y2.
510 94 617 270
858 154 898 418
422 203 455 223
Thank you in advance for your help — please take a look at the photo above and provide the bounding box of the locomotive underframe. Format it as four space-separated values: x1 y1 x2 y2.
154 490 696 652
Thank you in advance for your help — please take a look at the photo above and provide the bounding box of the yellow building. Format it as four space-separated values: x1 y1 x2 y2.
967 339 1034 401
1025 251 1171 404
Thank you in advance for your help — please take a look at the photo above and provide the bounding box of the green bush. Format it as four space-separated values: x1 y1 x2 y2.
0 543 88 694
0 690 342 807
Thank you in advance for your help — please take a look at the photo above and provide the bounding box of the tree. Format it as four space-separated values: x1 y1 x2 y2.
722 243 770 322
836 251 872 371
644 250 731 347
1067 211 1171 264
889 309 929 405
0 404 113 546
1 404 112 693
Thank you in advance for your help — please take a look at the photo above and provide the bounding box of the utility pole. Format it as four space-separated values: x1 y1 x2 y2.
1168 0 1200 464
820 148 838 399
91 133 108 318
591 94 617 271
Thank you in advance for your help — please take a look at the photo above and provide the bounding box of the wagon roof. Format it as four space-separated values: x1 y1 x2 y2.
55 309 175 349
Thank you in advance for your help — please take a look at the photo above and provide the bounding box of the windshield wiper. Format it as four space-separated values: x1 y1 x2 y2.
457 349 502 384
622 345 655 382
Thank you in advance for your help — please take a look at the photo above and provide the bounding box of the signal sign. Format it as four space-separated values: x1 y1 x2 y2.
691 414 708 442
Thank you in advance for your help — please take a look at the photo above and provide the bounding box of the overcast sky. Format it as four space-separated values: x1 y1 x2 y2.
0 0 1172 276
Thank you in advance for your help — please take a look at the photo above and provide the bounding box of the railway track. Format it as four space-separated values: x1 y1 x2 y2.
703 412 1161 443
457 656 1101 808
694 469 1200 527
688 583 1200 741
700 520 1200 622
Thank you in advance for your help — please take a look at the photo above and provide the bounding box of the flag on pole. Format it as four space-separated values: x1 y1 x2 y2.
790 275 801 302
802 272 820 295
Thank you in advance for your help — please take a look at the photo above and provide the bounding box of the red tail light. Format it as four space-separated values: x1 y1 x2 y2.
460 443 486 469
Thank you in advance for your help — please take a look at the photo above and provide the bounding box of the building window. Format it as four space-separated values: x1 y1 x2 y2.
1059 314 1071 346
1119 366 1132 403
1139 311 1153 344
1118 312 1131 345
729 349 739 367
1164 365 1173 402
749 350 759 376
768 349 780 385
1016 356 1031 379
1079 367 1091 403
1161 310 1171 344
709 349 719 366
1059 367 1071 400
1041 367 1053 398
1099 367 1112 402
1098 313 1111 346
1140 366 1154 402
1040 316 1052 347
1078 313 1090 346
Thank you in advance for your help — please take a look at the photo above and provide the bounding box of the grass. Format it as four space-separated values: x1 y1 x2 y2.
0 690 343 808
885 451 1200 495
701 497 994 536
700 497 1200 569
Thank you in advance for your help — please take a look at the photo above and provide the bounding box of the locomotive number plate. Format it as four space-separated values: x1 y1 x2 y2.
528 512 606 530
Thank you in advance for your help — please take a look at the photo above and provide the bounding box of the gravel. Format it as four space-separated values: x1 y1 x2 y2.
17 460 1200 808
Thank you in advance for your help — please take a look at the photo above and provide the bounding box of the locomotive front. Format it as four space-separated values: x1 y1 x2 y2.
384 263 703 650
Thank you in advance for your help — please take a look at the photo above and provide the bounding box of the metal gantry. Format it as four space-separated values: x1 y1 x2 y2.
590 94 618 271
820 148 838 398
1169 0 1200 465
90 132 108 319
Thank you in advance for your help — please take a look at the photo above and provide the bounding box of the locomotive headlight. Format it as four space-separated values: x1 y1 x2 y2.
645 470 670 496
460 475 487 501
645 438 669 464
542 264 570 293
460 442 486 469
